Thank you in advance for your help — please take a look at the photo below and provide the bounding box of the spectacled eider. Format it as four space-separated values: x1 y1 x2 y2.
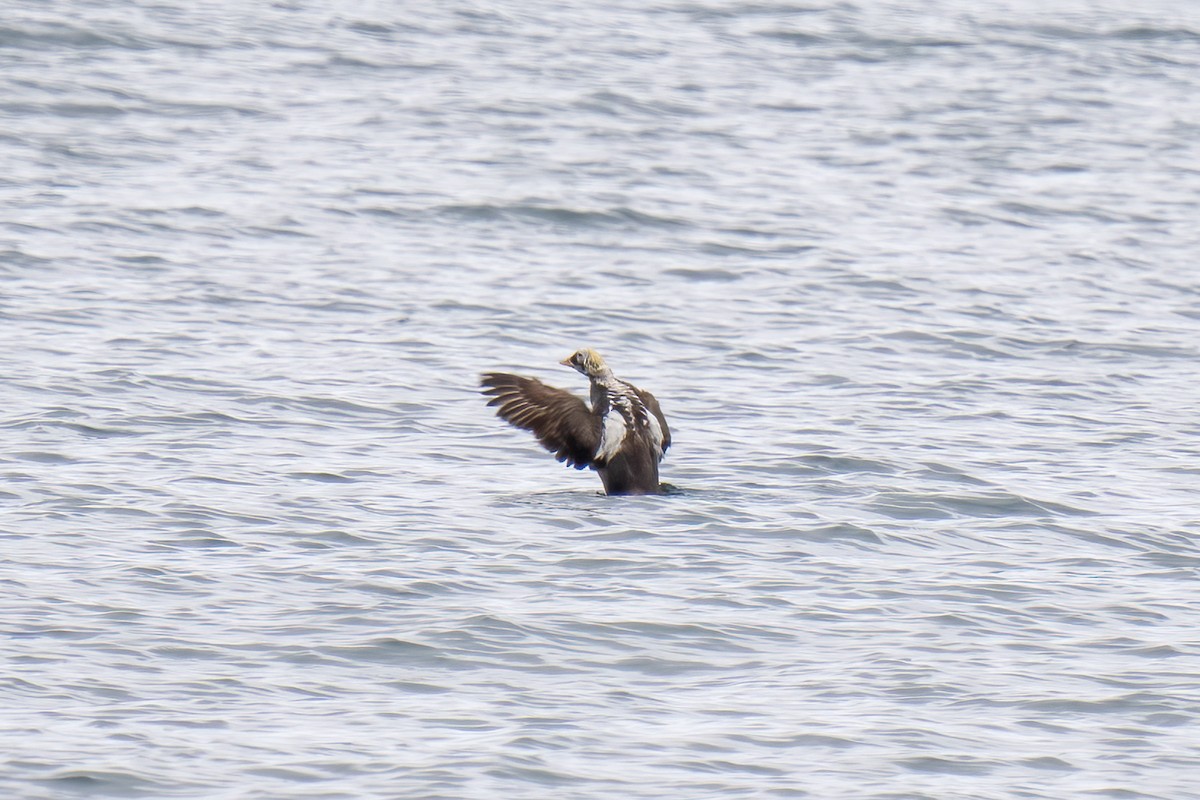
480 349 671 495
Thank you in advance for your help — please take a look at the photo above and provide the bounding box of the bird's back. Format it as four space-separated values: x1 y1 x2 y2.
590 379 668 495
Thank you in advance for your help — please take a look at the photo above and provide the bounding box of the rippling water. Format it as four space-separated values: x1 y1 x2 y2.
4 1 1200 798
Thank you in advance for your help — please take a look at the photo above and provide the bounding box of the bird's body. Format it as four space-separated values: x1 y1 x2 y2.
481 349 670 495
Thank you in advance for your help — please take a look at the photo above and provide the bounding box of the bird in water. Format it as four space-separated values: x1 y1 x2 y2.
480 349 671 495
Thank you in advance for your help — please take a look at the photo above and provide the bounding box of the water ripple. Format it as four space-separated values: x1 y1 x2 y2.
3 0 1200 798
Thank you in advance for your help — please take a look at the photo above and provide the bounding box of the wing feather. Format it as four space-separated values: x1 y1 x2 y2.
633 387 670 455
480 373 601 469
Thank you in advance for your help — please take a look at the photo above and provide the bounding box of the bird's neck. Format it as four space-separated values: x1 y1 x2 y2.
588 371 619 410
589 369 617 389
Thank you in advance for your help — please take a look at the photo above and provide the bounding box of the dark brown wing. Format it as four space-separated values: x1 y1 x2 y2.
480 373 601 469
633 387 670 455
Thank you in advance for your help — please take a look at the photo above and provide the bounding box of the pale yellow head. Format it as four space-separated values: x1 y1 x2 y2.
560 348 609 378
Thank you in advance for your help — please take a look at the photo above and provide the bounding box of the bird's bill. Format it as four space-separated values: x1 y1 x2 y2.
559 356 573 366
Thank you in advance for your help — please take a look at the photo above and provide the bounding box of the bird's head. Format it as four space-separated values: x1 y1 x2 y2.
560 348 609 378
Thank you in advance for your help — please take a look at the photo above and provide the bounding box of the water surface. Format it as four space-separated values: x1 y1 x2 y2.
3 1 1200 798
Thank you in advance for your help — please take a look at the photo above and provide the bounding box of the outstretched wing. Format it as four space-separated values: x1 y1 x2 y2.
480 373 601 469
633 387 671 456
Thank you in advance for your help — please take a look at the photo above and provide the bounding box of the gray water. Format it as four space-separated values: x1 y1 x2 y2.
4 1 1200 798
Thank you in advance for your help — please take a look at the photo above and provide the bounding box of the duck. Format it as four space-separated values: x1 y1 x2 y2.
480 349 671 495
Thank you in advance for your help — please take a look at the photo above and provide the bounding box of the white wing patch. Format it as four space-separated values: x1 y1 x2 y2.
595 407 629 463
645 411 665 456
